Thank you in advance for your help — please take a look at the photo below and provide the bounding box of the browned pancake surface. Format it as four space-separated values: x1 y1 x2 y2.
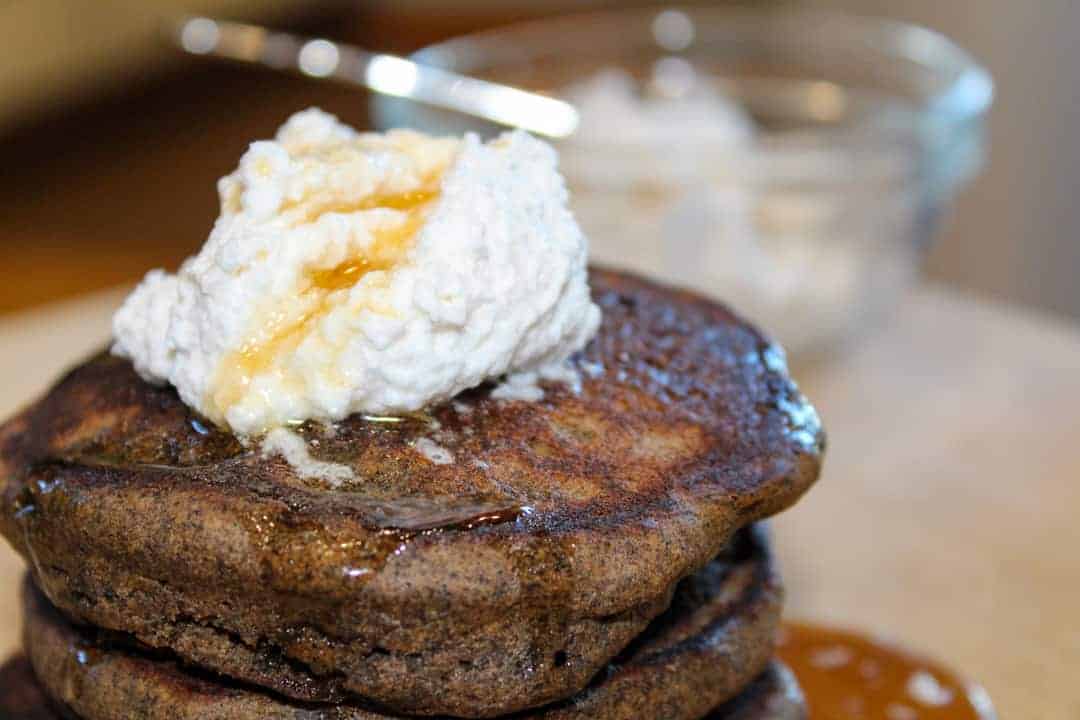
0 654 64 720
0 269 822 717
21 526 788 720
0 656 805 720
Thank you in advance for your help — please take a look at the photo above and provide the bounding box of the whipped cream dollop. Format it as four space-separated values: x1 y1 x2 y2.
113 109 600 435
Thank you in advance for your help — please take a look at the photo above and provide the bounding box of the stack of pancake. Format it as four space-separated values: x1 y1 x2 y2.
0 270 823 719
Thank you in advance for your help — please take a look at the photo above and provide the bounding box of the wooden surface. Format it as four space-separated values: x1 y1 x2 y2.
0 284 1078 719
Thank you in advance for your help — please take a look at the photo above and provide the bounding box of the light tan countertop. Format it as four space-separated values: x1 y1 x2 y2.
0 284 1077 719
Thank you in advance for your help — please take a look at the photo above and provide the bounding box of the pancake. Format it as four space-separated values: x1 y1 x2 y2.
0 269 823 717
712 663 806 720
22 525 783 720
0 653 63 720
0 656 805 720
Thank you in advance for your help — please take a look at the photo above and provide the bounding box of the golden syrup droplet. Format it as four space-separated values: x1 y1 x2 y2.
206 188 438 427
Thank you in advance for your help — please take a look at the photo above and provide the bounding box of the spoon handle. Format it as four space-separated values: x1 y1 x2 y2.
172 16 579 139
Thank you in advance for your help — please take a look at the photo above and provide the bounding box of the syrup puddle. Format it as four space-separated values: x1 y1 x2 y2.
778 622 995 720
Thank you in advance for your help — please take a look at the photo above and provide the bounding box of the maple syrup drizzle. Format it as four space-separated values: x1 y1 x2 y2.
778 622 996 719
207 189 437 424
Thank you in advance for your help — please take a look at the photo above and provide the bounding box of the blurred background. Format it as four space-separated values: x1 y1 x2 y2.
3 5 1080 717
1 0 1078 330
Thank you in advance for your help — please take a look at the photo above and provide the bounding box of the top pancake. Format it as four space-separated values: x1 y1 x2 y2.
0 268 823 717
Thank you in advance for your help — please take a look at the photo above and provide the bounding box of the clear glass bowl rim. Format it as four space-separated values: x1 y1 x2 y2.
385 5 994 193
408 4 994 130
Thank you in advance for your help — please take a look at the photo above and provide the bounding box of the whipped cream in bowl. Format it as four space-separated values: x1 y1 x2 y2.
112 108 600 442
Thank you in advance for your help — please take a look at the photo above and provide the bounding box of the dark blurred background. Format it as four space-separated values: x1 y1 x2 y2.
2 0 1078 320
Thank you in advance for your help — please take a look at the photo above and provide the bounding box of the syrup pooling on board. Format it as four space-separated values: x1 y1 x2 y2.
208 188 438 423
778 622 996 720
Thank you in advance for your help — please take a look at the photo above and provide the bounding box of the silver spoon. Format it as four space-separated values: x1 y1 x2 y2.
172 16 580 139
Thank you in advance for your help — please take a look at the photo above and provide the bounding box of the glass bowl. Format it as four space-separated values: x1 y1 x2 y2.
372 6 992 364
